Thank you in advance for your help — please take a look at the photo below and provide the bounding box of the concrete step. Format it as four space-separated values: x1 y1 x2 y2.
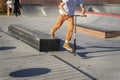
76 25 120 39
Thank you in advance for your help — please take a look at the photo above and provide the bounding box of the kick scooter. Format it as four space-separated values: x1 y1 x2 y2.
73 15 86 56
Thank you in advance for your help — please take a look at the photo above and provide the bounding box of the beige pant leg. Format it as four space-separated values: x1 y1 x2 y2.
51 14 66 31
65 16 74 41
7 7 10 16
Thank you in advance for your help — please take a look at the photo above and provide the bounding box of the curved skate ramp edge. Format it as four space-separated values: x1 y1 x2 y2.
21 4 59 17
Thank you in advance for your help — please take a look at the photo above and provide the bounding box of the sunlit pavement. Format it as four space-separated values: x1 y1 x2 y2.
0 14 120 80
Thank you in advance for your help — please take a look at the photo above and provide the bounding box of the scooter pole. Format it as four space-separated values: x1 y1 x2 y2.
73 15 77 56
73 14 86 56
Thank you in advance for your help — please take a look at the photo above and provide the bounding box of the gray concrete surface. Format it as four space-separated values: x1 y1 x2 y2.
76 14 120 31
0 13 120 80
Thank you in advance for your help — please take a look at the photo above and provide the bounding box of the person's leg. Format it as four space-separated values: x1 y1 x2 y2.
7 7 10 16
50 14 66 39
14 7 17 17
63 16 74 51
65 16 74 42
10 8 12 15
18 6 21 16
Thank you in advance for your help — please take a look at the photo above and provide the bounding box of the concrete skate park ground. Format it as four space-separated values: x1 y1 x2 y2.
0 5 120 80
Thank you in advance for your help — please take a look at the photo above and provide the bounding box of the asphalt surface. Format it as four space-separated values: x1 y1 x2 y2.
0 13 120 80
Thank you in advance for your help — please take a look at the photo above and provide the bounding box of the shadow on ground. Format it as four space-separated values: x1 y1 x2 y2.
77 46 120 59
0 46 16 50
9 68 51 77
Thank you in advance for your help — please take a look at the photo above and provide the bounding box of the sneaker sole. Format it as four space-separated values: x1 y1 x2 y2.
64 48 74 53
63 46 73 52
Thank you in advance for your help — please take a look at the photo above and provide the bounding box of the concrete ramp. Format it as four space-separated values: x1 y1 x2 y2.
76 12 120 38
21 4 47 17
21 4 120 16
21 4 58 17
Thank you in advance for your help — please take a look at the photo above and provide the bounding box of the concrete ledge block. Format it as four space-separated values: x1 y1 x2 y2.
8 24 60 52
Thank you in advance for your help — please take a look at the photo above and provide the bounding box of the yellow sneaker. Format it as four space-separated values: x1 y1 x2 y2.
63 43 73 51
50 29 54 39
